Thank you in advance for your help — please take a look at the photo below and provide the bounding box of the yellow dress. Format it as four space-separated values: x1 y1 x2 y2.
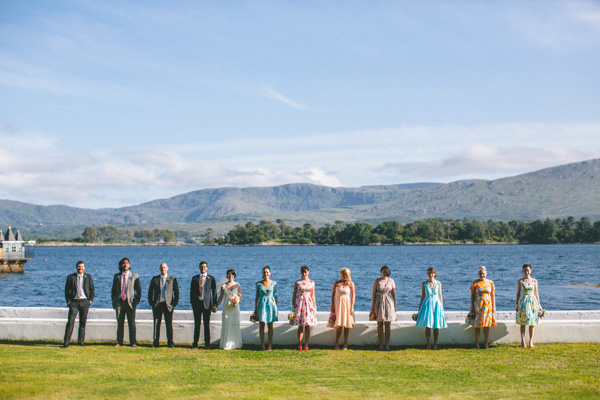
469 280 496 327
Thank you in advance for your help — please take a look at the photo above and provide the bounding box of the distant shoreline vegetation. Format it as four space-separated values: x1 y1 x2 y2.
36 217 600 246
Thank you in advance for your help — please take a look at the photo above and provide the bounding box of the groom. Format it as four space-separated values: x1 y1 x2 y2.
190 261 217 349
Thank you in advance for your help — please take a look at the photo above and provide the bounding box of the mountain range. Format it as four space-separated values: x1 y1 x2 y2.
2 158 599 237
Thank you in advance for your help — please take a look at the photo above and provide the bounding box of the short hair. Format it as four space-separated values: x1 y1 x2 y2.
340 267 351 282
263 266 271 272
199 261 208 267
300 265 309 274
477 266 487 275
76 261 85 267
380 265 391 277
226 268 236 278
426 267 437 277
522 263 532 271
118 258 129 272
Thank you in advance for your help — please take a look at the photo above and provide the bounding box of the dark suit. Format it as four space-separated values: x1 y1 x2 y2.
111 271 142 345
190 274 217 347
63 273 95 346
148 274 179 346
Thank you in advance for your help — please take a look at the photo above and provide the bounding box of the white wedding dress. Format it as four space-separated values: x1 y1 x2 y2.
220 285 242 350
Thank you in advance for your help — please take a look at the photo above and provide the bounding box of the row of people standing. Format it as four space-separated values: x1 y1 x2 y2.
61 259 542 350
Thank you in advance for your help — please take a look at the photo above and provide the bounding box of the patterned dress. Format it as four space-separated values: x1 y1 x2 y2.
415 280 447 329
468 280 496 327
516 280 540 326
372 278 396 322
255 281 278 323
293 279 317 326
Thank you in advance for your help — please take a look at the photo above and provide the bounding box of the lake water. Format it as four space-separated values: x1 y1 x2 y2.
1 244 599 312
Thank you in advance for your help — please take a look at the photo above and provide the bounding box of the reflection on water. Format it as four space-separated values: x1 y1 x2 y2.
0 244 599 311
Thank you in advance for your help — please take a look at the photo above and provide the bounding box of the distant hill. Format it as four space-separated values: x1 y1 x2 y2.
1 159 599 236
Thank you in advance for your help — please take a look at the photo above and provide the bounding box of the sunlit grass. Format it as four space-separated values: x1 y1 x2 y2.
0 342 598 399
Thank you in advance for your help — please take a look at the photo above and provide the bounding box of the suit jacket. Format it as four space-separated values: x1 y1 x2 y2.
148 274 179 312
190 274 217 309
111 271 142 309
65 273 95 304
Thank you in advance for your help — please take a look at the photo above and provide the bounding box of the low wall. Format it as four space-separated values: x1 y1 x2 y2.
1 307 599 346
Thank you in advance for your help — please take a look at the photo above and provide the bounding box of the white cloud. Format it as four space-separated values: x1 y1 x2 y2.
263 86 309 110
378 144 593 180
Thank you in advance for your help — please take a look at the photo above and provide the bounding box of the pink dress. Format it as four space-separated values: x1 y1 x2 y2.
293 279 317 326
328 284 355 329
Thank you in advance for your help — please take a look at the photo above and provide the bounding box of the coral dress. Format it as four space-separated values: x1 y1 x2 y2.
293 279 317 326
256 281 278 323
328 284 355 329
415 280 447 329
372 278 396 322
468 280 496 327
516 280 540 326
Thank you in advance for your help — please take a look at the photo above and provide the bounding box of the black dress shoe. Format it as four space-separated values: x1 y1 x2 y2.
204 345 211 350
168 344 175 348
191 343 198 349
60 344 69 348
78 344 86 347
152 344 159 348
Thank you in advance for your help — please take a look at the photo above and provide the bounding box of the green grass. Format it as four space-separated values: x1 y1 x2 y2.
1 342 599 399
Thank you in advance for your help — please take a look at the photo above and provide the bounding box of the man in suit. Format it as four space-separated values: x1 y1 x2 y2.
62 260 95 348
148 263 179 348
111 257 142 347
190 261 217 349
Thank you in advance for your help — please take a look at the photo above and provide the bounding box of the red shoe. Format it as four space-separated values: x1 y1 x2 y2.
303 347 309 351
297 346 303 351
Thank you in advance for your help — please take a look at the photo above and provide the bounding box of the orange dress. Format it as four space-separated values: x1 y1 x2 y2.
328 284 355 329
469 280 496 327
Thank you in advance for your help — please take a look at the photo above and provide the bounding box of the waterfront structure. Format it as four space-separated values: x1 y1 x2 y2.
0 226 35 273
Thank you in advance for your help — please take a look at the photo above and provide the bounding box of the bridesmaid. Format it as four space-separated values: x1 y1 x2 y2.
468 266 496 349
255 266 278 350
370 265 397 350
515 263 542 348
328 267 355 350
415 267 447 350
292 265 317 351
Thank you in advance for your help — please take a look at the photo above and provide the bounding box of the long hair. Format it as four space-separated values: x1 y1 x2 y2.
340 267 351 283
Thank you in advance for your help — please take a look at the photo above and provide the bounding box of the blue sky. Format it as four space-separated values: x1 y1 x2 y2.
1 0 599 208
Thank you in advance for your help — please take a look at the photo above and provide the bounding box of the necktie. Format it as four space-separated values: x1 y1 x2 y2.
161 277 166 300
121 273 127 301
199 275 205 300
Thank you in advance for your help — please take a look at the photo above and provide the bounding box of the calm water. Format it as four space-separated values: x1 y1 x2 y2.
1 245 599 312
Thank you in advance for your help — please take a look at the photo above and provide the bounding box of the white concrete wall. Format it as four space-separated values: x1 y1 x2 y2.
1 307 599 346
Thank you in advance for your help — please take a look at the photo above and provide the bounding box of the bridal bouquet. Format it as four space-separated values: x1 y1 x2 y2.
369 311 376 321
288 311 296 325
539 310 546 318
228 294 240 307
411 313 419 321
465 312 476 323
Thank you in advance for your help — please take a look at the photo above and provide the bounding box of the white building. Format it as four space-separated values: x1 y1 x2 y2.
0 226 35 272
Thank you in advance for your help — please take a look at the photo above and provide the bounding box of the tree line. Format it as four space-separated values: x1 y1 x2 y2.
206 217 600 245
81 226 181 243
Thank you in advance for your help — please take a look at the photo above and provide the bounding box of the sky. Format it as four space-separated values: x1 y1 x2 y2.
1 0 599 209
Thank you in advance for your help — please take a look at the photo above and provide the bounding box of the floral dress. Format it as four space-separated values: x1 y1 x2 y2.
516 280 540 326
255 281 278 323
372 278 396 322
468 280 496 327
293 279 317 326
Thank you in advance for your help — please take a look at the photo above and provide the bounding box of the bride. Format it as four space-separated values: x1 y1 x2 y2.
216 268 242 349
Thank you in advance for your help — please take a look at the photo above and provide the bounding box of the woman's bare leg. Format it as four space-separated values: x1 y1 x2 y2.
425 327 431 350
259 322 265 350
384 322 391 350
474 327 481 349
432 329 439 350
377 321 384 349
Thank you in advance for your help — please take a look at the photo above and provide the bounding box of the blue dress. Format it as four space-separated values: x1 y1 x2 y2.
415 281 447 329
256 281 278 323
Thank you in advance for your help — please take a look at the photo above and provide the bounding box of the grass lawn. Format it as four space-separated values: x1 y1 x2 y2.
0 342 599 399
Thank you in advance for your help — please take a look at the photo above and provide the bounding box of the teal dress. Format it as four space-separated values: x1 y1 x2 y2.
256 281 278 323
415 281 447 329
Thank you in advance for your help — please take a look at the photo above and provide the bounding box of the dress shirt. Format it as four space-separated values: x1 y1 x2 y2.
75 273 87 300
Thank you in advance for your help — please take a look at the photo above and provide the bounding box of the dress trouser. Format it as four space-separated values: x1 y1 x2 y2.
192 303 212 346
115 299 137 345
63 299 90 346
152 302 174 346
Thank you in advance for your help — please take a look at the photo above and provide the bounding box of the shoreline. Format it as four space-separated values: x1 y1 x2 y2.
35 241 600 247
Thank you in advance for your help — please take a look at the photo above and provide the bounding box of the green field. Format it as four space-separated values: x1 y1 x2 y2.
1 342 599 399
